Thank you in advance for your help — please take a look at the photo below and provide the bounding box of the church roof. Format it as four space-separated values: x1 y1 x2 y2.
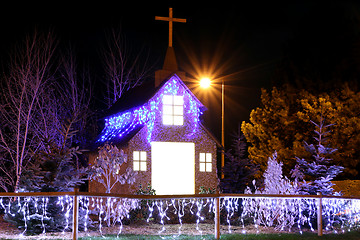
104 73 205 117
104 79 157 117
97 74 207 144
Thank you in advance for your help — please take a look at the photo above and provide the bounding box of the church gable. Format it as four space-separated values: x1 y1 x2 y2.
97 74 205 144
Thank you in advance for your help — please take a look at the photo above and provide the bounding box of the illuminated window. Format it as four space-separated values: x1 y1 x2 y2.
163 95 184 125
199 153 212 172
133 151 147 171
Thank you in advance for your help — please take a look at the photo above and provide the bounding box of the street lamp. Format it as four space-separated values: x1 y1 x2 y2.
199 77 225 179
199 77 211 88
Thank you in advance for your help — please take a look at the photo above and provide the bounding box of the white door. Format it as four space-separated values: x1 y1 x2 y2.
151 142 195 195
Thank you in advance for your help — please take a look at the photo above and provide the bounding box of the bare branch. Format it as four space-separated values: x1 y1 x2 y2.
101 28 154 108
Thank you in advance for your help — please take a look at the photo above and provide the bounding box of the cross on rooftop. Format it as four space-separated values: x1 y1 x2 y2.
155 8 186 47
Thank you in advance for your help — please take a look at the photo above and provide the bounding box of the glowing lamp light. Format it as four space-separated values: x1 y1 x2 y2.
199 77 211 88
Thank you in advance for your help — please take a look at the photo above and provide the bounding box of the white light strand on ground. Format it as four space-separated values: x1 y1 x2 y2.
177 199 187 235
156 200 170 233
147 200 155 223
85 197 139 236
228 197 319 234
21 197 30 236
143 198 209 237
82 196 89 232
171 199 183 236
115 199 124 236
195 199 205 235
98 198 104 235
57 195 73 233
322 198 360 233
41 197 48 234
222 197 237 233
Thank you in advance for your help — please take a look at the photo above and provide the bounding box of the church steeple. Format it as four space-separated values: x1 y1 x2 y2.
162 46 178 71
155 8 187 87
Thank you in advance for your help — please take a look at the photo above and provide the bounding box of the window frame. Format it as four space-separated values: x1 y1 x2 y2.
133 151 147 171
162 95 184 126
199 152 212 172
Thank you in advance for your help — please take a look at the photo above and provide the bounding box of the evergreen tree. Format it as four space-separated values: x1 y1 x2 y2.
241 85 309 176
263 152 297 195
242 83 360 178
220 127 258 193
18 120 88 192
4 121 90 234
292 117 344 195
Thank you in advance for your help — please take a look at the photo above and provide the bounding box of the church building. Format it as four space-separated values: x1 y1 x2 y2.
89 8 220 195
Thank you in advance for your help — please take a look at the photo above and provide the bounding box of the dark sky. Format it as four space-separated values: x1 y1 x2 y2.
1 1 359 144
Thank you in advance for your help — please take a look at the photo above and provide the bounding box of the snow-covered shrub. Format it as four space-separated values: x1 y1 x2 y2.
241 152 308 231
262 152 298 195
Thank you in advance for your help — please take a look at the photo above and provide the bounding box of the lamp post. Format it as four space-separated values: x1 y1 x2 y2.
221 78 224 179
200 77 225 179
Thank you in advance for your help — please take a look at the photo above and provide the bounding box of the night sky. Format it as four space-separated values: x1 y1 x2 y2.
1 1 359 144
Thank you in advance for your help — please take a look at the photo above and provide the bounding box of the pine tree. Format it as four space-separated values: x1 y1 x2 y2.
292 117 344 195
4 121 90 234
220 127 258 193
263 151 296 195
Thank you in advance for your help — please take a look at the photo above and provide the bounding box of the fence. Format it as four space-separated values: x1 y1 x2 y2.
0 190 359 239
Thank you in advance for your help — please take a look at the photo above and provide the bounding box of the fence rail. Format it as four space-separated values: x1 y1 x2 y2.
0 189 359 240
2 190 359 200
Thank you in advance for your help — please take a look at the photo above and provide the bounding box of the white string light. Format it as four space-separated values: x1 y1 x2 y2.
0 195 358 237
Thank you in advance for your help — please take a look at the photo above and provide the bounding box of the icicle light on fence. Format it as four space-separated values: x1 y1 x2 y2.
0 193 359 239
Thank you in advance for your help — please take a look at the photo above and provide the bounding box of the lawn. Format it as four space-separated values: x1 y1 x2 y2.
75 231 360 240
0 232 359 239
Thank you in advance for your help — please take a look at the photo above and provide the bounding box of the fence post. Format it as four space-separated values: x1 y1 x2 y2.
214 196 220 239
73 188 79 240
317 192 323 236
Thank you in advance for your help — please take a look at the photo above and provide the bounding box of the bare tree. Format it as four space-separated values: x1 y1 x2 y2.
101 28 153 108
0 31 57 192
90 143 136 194
0 32 93 192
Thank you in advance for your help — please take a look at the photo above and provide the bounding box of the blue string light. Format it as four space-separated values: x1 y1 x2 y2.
97 76 203 143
